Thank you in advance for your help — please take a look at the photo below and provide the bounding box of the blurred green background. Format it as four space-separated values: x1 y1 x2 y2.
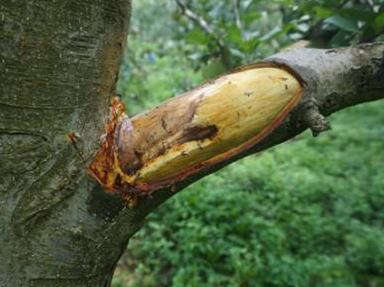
113 0 384 286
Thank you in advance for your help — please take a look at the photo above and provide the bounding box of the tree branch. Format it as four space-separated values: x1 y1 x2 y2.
175 0 232 68
232 0 243 31
89 43 384 215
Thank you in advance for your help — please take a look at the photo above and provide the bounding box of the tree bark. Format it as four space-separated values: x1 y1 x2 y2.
1 1 383 286
0 1 135 286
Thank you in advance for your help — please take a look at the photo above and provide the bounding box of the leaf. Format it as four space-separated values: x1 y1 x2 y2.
185 28 210 45
374 13 384 33
329 30 351 47
201 59 227 79
325 14 359 32
314 6 332 19
226 24 243 46
242 10 261 26
339 7 376 23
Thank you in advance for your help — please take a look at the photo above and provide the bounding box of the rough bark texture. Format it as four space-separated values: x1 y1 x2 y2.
0 1 134 286
0 1 383 286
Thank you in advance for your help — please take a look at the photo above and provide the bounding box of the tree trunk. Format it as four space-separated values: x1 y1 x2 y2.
0 1 135 286
1 1 383 286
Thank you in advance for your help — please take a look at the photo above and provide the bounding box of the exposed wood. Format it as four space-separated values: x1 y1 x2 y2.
88 67 302 204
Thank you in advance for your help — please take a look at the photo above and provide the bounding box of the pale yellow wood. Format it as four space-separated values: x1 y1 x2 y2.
89 66 302 199
123 68 301 184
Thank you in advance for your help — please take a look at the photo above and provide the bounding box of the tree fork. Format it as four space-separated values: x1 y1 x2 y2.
89 44 384 207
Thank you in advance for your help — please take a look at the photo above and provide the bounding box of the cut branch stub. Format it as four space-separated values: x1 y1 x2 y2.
89 66 302 205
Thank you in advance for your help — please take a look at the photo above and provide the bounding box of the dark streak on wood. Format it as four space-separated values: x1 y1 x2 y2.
161 117 168 132
177 125 218 144
115 91 207 176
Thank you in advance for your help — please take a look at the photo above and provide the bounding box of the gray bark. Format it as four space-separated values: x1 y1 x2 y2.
0 1 383 286
0 1 135 286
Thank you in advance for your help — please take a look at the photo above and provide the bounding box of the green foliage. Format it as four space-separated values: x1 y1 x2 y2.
172 0 384 69
114 0 384 286
118 39 202 115
118 0 203 115
114 102 384 287
292 0 384 46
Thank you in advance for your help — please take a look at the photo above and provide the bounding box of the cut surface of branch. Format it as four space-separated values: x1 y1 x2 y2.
89 67 302 205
